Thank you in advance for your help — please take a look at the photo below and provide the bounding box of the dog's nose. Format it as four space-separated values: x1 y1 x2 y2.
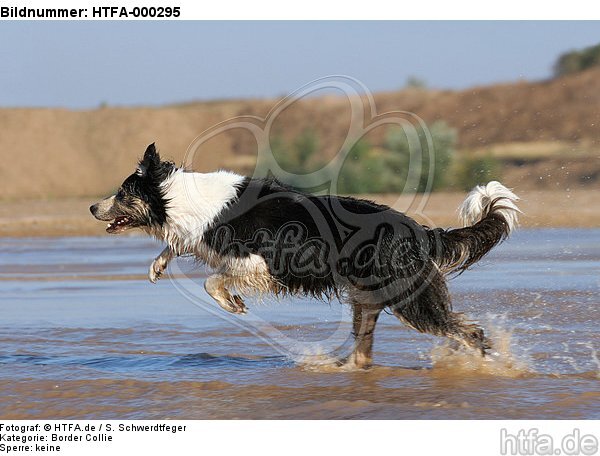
89 204 98 216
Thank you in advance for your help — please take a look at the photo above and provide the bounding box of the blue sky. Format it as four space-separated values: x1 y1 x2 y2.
0 21 598 108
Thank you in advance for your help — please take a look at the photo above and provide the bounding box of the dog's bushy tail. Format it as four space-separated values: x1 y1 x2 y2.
428 181 521 275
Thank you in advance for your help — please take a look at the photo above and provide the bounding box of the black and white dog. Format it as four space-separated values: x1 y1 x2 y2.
91 144 520 368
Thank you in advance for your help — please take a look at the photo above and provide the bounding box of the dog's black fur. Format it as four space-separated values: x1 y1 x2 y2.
202 176 513 354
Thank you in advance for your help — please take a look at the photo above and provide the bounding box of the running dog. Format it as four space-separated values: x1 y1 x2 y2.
90 143 520 368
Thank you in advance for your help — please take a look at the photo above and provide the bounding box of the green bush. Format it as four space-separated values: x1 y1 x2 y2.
554 43 600 77
426 121 457 191
257 121 459 195
452 154 502 191
293 128 318 168
256 129 324 188
405 76 427 89
265 130 318 173
335 140 390 194
382 120 456 192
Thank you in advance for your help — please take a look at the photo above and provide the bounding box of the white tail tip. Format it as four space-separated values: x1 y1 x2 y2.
458 181 521 233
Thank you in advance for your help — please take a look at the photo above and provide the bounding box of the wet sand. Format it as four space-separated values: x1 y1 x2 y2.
0 231 599 419
0 189 598 238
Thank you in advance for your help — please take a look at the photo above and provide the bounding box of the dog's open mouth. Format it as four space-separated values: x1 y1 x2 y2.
106 216 134 234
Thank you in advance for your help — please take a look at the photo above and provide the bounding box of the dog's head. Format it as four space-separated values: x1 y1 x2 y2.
90 143 175 234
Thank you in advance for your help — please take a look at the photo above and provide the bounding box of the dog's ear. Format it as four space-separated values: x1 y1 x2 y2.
137 143 160 176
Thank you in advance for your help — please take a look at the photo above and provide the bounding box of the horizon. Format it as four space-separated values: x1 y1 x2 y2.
0 21 598 109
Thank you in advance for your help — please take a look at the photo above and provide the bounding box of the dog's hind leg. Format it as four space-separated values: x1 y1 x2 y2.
204 274 247 315
344 301 383 369
391 271 491 355
149 246 175 283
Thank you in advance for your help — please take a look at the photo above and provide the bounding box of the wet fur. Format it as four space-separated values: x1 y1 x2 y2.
91 144 521 368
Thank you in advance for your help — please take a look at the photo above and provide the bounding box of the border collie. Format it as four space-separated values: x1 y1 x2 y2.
90 143 520 368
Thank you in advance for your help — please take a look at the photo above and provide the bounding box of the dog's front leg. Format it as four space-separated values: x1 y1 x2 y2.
149 246 175 283
204 274 247 315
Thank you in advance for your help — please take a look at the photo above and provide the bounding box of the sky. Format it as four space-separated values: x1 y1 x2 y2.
0 21 598 108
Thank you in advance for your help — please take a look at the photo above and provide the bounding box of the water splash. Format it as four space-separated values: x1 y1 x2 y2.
291 346 347 372
585 343 600 379
430 318 531 378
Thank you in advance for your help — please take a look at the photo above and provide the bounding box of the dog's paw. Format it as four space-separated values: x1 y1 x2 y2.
148 258 166 283
217 295 248 315
231 295 248 314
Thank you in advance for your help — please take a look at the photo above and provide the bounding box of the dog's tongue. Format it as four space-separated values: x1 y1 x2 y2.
106 216 129 233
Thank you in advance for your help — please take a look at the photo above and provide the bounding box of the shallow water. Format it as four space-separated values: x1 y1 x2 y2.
0 229 598 419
